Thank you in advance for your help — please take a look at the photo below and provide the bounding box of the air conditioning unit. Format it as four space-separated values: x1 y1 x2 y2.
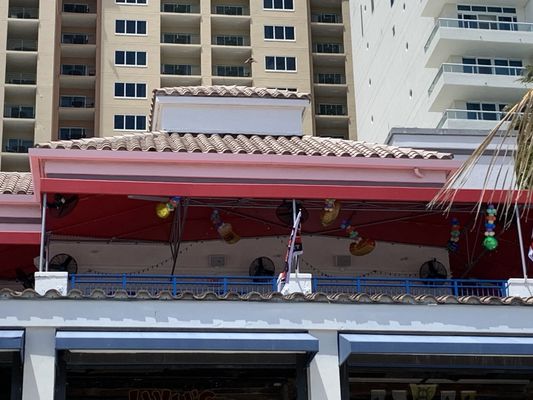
209 255 226 268
334 255 351 268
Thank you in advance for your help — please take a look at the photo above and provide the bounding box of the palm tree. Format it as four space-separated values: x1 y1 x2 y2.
429 68 533 228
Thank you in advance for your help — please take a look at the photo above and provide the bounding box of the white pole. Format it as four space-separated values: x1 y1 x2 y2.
38 193 47 273
515 204 528 280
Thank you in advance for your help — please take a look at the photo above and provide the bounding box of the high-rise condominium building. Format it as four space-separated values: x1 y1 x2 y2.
0 0 355 171
350 0 533 143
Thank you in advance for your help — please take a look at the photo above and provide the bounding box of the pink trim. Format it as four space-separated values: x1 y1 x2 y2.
0 232 40 244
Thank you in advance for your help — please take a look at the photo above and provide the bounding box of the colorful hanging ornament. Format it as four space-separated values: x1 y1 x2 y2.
320 199 341 227
341 220 375 256
155 196 181 219
211 210 240 244
483 204 498 251
447 217 461 253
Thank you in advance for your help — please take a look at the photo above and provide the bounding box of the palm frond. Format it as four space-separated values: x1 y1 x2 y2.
428 89 533 228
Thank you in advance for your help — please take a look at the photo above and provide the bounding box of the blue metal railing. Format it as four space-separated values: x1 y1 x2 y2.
69 274 509 297
69 274 278 296
312 277 508 297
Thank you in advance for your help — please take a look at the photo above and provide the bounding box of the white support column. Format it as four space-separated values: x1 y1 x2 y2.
308 330 342 400
22 328 56 400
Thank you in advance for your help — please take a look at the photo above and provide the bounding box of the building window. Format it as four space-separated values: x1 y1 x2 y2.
59 127 87 140
263 0 294 11
114 83 147 98
114 115 147 130
461 57 523 76
115 20 147 35
116 0 147 4
115 51 147 66
265 56 296 72
466 102 507 121
457 5 517 30
264 26 295 40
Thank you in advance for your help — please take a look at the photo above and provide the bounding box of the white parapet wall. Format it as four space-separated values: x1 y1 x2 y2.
280 273 313 295
34 272 69 296
508 278 533 298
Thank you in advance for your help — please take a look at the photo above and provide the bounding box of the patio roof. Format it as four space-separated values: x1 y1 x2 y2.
0 172 33 195
35 132 452 160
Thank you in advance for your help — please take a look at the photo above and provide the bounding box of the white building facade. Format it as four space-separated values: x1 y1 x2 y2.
350 0 533 143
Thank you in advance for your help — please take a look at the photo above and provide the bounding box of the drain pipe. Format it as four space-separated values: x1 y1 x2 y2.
39 193 47 273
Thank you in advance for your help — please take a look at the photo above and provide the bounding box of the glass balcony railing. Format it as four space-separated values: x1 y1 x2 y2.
161 3 200 13
8 7 39 19
315 73 346 84
436 109 520 128
4 139 33 153
161 33 200 44
213 65 250 77
4 105 35 119
60 64 96 76
5 73 36 85
313 43 344 54
213 36 250 46
317 104 347 116
161 64 200 75
425 18 533 51
59 128 88 140
6 39 37 51
213 5 249 16
63 4 90 13
61 34 95 45
428 63 526 95
59 96 94 108
311 13 342 23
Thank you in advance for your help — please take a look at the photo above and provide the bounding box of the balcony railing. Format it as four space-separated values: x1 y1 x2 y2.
161 33 201 44
436 109 520 128
313 43 344 54
6 39 37 51
312 277 508 297
63 4 90 13
213 5 249 16
5 72 36 84
425 18 533 52
61 34 95 45
3 105 35 119
60 64 96 76
161 64 200 75
8 7 39 19
70 274 278 296
311 13 342 23
4 139 33 154
315 73 346 84
428 63 526 95
59 96 94 108
213 65 251 77
68 274 510 298
213 35 250 46
317 104 347 116
161 3 200 13
59 128 89 140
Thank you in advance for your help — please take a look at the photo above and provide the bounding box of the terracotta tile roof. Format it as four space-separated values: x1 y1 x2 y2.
0 172 33 195
0 288 530 306
36 132 453 160
153 85 311 101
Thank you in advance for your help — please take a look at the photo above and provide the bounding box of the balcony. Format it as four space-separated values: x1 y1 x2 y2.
68 274 508 298
424 18 533 68
161 2 200 13
4 139 33 154
62 3 96 28
61 64 95 76
5 73 36 85
212 35 251 59
59 64 96 89
63 4 90 13
312 43 346 67
161 33 200 45
6 39 37 52
436 109 518 130
161 64 200 76
3 105 35 119
310 13 344 35
313 73 347 96
213 5 248 15
8 7 39 19
212 65 251 85
59 96 95 121
60 34 96 58
428 63 529 111
213 35 250 46
59 127 90 140
160 64 201 86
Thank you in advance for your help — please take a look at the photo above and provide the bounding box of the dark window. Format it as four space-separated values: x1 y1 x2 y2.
125 83 136 97
275 57 285 70
285 27 295 39
265 56 275 70
125 115 136 129
286 57 296 71
126 20 136 33
114 115 124 129
136 116 146 130
264 26 274 39
264 0 273 8
137 83 146 98
126 51 136 65
137 21 146 34
275 26 284 38
115 20 125 33
115 51 125 64
137 52 146 65
114 82 125 96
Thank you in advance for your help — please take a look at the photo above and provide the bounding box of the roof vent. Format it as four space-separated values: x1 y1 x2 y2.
151 86 310 136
